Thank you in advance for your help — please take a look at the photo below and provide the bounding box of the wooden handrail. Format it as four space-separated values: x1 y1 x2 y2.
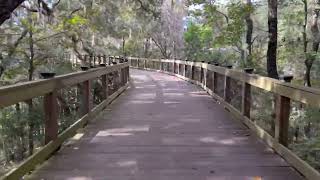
129 57 320 180
129 57 320 107
0 61 130 180
0 63 128 108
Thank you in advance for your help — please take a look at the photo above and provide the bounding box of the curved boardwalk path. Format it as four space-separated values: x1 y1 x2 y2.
30 69 304 180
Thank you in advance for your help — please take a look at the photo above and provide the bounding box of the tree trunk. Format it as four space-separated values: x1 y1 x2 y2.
304 7 320 87
144 38 150 58
27 17 34 155
266 0 279 79
0 0 25 25
302 0 308 54
244 0 253 66
122 36 126 57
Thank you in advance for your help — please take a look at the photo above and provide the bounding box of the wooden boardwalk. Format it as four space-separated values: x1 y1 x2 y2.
29 69 304 180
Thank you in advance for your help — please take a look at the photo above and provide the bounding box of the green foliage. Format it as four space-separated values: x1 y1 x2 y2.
184 23 213 61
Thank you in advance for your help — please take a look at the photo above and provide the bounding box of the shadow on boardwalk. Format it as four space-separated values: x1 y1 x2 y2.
29 69 304 180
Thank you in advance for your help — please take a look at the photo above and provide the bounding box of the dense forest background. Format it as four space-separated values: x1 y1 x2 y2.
0 0 320 176
1 0 320 87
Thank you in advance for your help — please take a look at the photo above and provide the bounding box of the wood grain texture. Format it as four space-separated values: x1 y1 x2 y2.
129 64 319 180
28 69 304 180
129 57 320 108
0 63 129 108
1 83 129 180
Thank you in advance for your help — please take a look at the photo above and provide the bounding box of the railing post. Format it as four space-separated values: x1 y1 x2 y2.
144 59 147 69
275 75 293 147
103 55 107 65
94 55 97 66
44 91 58 144
242 68 254 118
101 74 108 100
84 55 89 67
223 65 232 102
172 61 175 73
200 61 204 83
191 62 194 80
160 59 163 71
89 55 93 68
42 75 58 144
80 80 91 116
212 63 219 94
203 68 207 87
79 67 92 116
184 61 187 77
177 62 180 75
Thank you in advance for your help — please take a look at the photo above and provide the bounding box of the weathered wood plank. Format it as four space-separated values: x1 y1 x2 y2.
0 63 129 108
1 83 129 180
28 69 304 180
131 58 320 108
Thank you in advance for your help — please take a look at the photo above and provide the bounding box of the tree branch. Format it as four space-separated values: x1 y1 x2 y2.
0 0 26 25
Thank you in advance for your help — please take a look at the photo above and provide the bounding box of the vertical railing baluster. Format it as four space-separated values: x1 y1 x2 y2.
242 68 254 118
223 65 232 102
275 75 293 147
44 90 58 144
202 63 207 88
101 74 107 100
184 61 187 77
191 62 194 80
80 80 91 116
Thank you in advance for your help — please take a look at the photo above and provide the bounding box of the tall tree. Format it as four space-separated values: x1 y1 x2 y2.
267 0 279 79
244 0 253 66
305 1 320 87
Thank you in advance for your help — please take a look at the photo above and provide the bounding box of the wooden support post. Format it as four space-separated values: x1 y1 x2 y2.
160 60 163 71
173 62 175 73
177 63 180 75
242 68 254 118
223 65 232 102
80 80 91 116
184 63 187 77
84 55 89 67
191 62 194 80
144 59 147 69
224 76 231 102
89 55 93 68
101 74 107 100
275 75 293 147
103 55 107 65
203 68 207 87
98 55 102 64
44 91 58 144
213 72 217 93
93 55 96 66
200 61 205 83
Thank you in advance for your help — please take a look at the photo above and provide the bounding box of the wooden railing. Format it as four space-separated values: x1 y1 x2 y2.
129 57 320 180
0 62 129 179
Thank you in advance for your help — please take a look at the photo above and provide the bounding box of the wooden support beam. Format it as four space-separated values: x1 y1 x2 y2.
44 91 58 144
101 74 107 100
224 75 231 102
242 68 254 118
213 72 217 93
275 75 293 147
80 80 91 116
203 68 207 87
223 66 232 103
